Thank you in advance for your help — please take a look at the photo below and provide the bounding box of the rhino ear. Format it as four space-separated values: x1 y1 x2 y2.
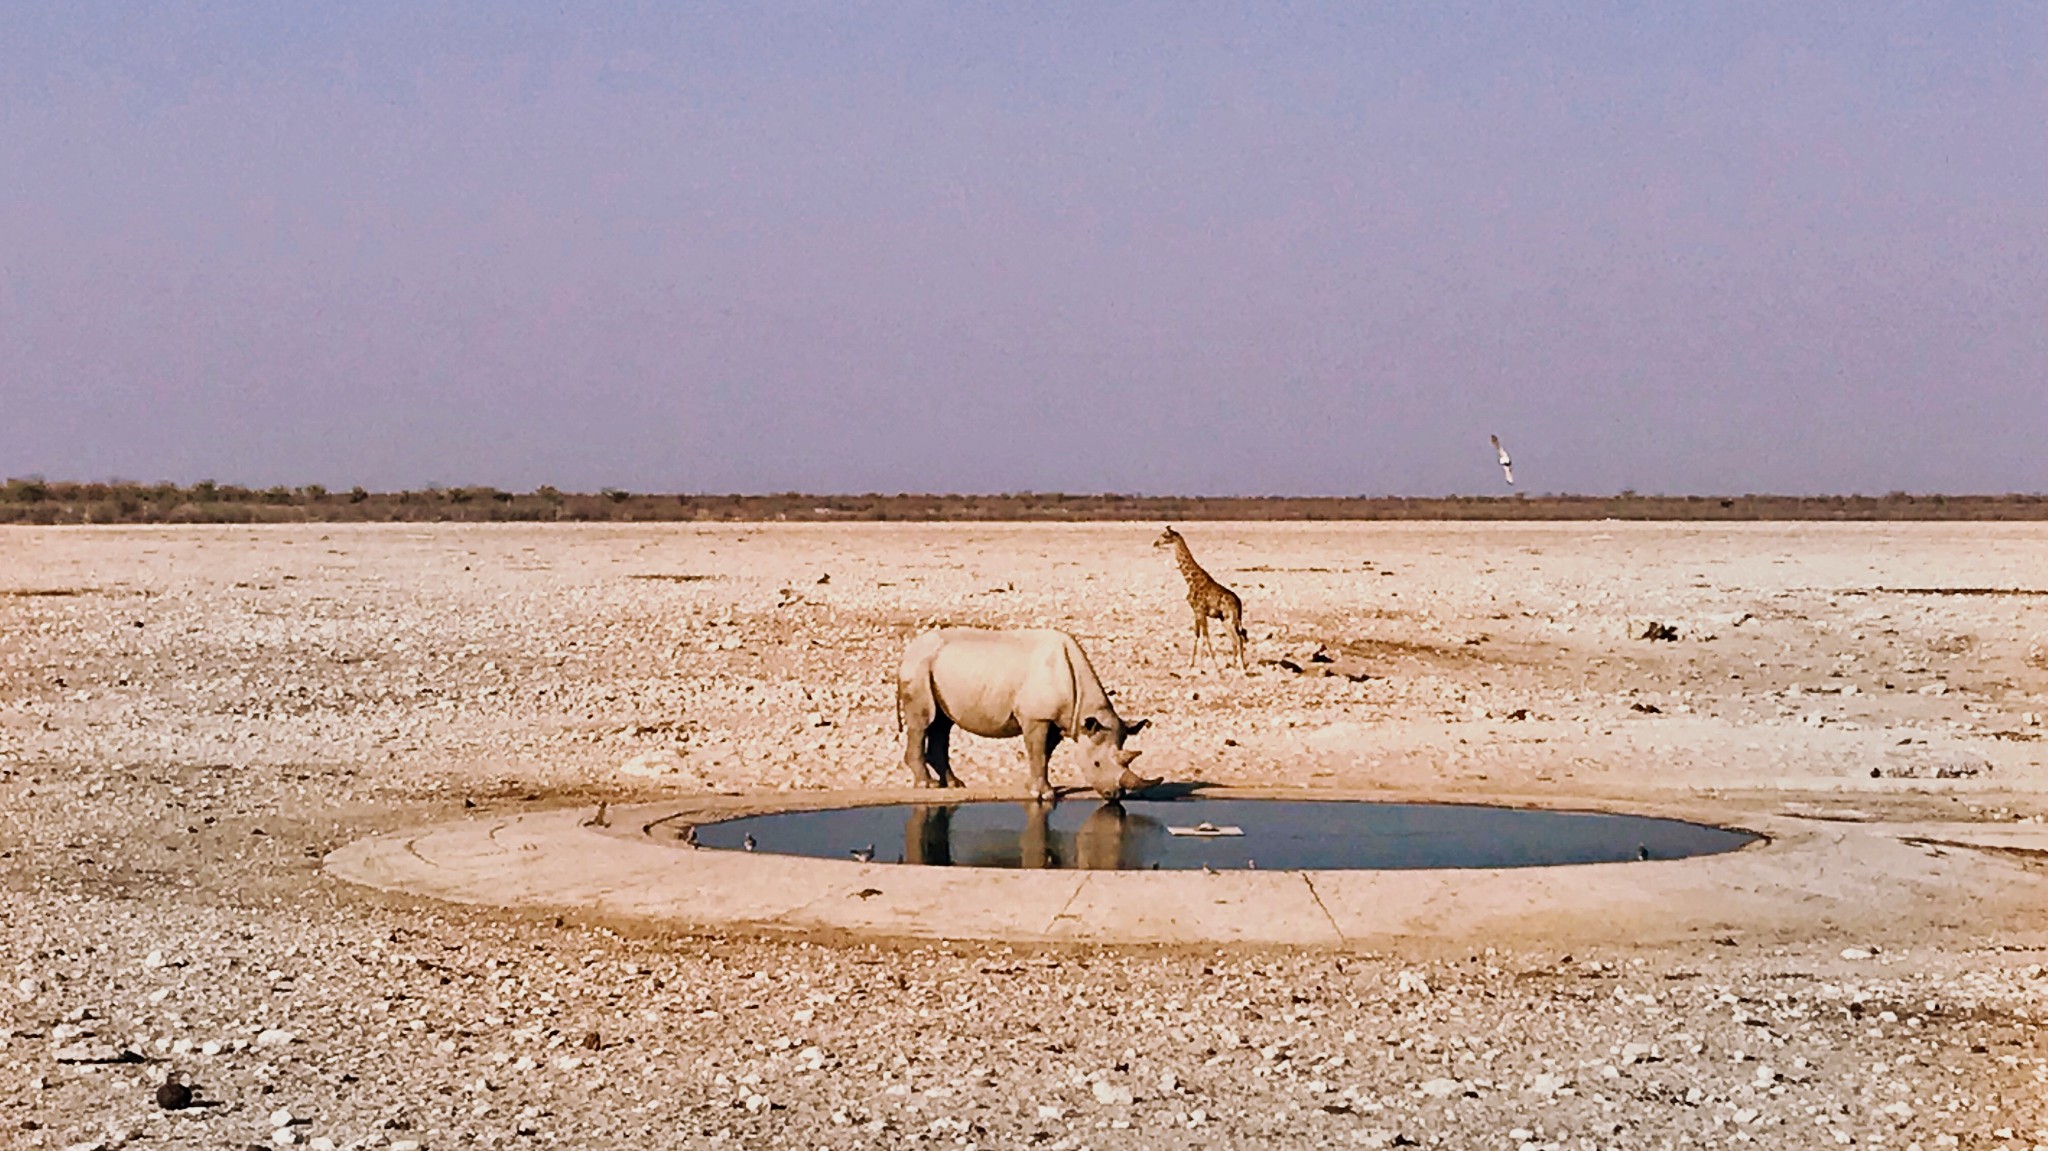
1081 716 1104 734
1123 718 1150 737
1118 749 1142 766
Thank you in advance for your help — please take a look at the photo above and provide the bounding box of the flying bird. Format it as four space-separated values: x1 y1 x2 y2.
1490 435 1515 486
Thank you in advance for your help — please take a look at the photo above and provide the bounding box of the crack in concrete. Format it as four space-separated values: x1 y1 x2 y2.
1301 874 1346 944
1044 872 1093 933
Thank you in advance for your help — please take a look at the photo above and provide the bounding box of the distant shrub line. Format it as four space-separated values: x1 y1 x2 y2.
2 480 2046 524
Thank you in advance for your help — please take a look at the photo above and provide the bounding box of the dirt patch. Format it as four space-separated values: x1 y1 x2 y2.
6 521 2048 1147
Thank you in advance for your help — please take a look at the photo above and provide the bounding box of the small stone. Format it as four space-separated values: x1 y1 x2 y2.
619 749 687 778
270 1109 295 1128
256 1029 296 1047
1036 1105 1065 1120
1419 1077 1461 1098
1091 1080 1134 1106
390 1141 422 1151
1840 948 1874 961
309 1140 337 1151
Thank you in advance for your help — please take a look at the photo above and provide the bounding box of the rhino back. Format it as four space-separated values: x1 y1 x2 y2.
918 629 1073 736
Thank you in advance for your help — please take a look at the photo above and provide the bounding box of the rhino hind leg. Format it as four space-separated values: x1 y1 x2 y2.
925 716 960 788
901 687 944 788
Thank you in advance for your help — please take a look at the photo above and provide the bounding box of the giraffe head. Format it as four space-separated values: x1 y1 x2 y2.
1152 526 1182 549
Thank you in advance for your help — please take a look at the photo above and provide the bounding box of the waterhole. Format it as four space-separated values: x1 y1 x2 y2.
658 799 1759 871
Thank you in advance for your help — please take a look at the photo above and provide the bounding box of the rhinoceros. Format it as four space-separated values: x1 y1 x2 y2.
896 627 1154 801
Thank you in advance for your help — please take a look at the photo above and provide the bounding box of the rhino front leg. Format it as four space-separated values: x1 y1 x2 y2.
1022 720 1059 801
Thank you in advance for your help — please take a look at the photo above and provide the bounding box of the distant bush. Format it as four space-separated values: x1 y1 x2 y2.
3 481 2047 524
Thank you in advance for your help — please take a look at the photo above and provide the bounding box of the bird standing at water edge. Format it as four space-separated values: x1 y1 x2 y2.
155 1073 194 1111
851 844 875 863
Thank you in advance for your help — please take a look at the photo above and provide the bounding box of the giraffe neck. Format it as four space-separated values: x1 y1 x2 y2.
1172 538 1213 588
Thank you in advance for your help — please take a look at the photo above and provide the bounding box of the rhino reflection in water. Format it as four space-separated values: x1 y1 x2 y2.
1072 802 1168 870
903 804 956 867
902 802 1167 870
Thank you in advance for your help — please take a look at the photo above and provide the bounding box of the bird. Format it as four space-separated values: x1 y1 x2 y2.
742 833 756 852
675 823 698 848
1636 844 1651 861
850 843 875 863
155 1073 193 1111
1490 434 1515 485
581 801 609 828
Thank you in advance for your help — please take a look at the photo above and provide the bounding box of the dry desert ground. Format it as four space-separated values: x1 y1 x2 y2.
3 521 2046 1150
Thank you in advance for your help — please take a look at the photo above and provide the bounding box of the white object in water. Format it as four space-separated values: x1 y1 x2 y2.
1167 821 1244 838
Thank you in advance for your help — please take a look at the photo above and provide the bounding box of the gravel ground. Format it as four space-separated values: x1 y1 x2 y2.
3 522 2046 1149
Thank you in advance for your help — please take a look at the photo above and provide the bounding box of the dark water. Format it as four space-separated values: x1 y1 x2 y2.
674 799 1759 871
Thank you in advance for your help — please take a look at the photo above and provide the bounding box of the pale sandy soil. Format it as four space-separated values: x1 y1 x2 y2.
2 522 2046 1150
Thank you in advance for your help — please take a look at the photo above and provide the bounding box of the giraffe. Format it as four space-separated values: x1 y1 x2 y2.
1153 526 1247 670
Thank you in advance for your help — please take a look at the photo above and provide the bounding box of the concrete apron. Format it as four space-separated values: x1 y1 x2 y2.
324 789 2048 952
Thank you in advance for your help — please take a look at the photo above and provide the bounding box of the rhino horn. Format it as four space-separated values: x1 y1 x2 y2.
1118 768 1164 794
1118 748 1141 766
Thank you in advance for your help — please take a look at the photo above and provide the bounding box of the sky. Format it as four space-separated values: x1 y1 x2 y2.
2 3 2044 496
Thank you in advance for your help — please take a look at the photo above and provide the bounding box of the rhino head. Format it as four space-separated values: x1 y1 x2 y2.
1075 714 1155 799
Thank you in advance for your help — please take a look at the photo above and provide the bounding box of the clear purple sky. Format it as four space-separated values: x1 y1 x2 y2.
3 3 2043 496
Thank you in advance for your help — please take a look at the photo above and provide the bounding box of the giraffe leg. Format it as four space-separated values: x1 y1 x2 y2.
1227 607 1247 670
